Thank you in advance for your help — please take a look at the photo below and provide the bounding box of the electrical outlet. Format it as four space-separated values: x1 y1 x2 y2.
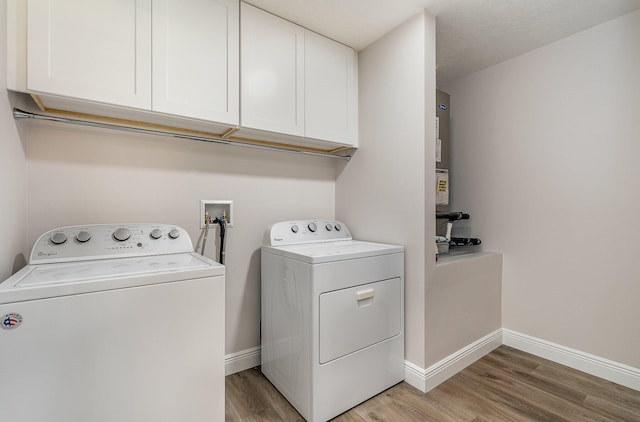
200 200 234 228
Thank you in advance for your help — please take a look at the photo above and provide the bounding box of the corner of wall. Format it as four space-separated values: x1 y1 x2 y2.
0 0 29 279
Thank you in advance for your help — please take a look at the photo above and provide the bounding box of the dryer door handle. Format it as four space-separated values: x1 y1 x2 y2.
356 288 375 301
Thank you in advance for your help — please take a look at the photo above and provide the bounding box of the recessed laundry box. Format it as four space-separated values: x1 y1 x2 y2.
261 220 404 422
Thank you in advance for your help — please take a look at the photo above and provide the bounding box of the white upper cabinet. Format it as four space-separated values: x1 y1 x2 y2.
304 31 357 146
240 3 305 137
23 0 239 127
152 0 239 125
27 0 152 109
240 3 357 146
10 0 356 150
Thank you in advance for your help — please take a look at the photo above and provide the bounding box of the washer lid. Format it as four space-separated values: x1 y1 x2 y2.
0 253 224 304
262 240 404 264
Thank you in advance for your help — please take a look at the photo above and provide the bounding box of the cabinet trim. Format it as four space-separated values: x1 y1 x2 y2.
14 103 352 160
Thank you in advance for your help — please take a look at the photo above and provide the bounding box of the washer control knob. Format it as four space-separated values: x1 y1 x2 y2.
76 231 91 243
168 229 180 239
113 227 131 242
325 224 333 231
51 232 67 245
308 223 317 233
291 225 299 233
334 223 342 231
150 228 163 239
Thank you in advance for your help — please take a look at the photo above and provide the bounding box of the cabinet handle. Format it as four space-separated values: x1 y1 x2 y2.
356 288 374 301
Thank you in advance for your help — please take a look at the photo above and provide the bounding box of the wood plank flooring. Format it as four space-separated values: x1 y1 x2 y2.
226 346 640 421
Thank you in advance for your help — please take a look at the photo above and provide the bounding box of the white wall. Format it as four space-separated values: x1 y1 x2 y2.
442 10 640 368
430 253 502 363
24 120 336 355
0 0 27 280
336 10 436 368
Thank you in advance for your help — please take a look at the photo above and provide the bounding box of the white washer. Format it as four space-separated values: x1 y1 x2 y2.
261 220 404 422
0 223 225 422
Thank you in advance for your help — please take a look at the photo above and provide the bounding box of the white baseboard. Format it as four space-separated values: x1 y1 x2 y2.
503 329 640 391
404 329 502 393
228 329 640 393
225 346 261 376
227 331 503 383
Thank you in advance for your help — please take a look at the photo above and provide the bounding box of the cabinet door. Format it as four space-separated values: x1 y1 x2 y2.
153 0 239 125
304 31 358 146
240 3 304 136
27 0 152 109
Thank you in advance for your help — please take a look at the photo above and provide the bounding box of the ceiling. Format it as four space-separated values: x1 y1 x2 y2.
245 0 640 85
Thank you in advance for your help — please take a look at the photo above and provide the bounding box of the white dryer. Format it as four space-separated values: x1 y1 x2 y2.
261 220 404 422
0 223 225 422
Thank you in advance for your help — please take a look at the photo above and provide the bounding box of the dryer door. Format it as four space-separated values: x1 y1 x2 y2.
319 277 401 364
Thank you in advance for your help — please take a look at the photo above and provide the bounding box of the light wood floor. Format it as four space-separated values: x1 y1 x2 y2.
226 346 640 421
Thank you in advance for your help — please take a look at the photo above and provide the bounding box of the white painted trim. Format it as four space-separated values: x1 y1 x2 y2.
225 346 261 376
404 329 502 393
503 329 640 392
227 330 640 393
404 359 428 391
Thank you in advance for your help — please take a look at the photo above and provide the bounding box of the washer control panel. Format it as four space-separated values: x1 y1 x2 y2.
29 223 193 264
265 220 352 246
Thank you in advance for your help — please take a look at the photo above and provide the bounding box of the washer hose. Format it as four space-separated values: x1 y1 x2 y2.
201 220 210 255
200 217 227 264
217 218 227 265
